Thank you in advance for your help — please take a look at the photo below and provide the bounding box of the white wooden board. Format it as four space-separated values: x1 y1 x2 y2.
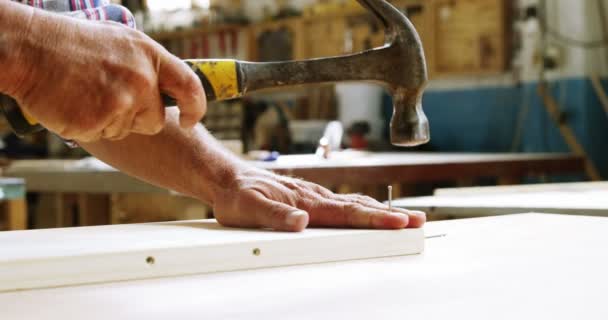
0 220 423 292
434 181 608 196
2 214 608 320
393 182 608 217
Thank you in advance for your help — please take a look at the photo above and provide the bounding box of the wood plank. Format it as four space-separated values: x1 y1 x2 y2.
434 181 608 196
393 183 608 218
2 214 608 320
0 220 424 293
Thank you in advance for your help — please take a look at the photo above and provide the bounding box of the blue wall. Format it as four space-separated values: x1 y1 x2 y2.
384 77 608 179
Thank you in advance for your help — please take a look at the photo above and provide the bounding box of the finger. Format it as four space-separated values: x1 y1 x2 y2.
101 109 137 141
297 180 408 216
158 53 206 128
131 95 165 135
293 183 421 228
305 199 408 229
401 210 426 228
336 194 426 228
245 194 309 232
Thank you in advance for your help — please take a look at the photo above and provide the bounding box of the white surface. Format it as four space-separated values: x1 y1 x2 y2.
394 182 608 217
0 220 423 292
336 83 384 141
434 181 608 196
256 151 576 169
1 214 607 319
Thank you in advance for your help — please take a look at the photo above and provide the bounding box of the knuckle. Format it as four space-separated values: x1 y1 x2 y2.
138 69 158 89
56 127 73 140
268 204 287 218
283 180 303 192
133 125 158 136
144 108 166 134
150 121 164 134
359 194 376 202
125 70 155 90
214 213 230 226
78 130 102 143
342 202 364 213
266 205 292 228
358 195 378 204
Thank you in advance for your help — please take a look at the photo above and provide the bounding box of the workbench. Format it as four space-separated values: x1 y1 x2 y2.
1 213 606 319
256 151 584 185
4 152 584 227
393 181 608 219
6 152 584 192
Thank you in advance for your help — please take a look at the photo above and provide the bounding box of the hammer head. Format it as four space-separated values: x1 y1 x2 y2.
358 0 430 147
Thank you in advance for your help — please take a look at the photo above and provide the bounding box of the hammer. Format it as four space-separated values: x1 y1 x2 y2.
1 0 429 147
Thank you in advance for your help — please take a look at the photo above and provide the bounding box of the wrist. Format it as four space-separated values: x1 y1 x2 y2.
179 125 250 206
202 160 244 206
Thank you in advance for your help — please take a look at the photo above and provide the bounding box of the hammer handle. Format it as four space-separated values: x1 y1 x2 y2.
0 60 242 137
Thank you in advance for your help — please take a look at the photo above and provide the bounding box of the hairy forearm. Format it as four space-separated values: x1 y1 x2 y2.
80 109 245 205
0 1 35 95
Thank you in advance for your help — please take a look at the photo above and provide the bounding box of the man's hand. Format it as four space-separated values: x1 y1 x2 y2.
213 168 426 232
81 110 426 232
6 5 205 142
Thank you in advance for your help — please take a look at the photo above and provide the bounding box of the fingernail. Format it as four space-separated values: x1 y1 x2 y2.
286 211 308 227
411 211 427 219
388 211 407 219
413 211 426 217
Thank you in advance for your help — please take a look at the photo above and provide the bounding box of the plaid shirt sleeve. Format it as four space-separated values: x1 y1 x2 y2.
11 0 136 146
11 0 136 28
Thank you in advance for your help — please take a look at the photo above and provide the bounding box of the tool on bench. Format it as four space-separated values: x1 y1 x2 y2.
0 0 429 147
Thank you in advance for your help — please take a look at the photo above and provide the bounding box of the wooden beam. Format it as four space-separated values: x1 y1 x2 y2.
537 83 602 181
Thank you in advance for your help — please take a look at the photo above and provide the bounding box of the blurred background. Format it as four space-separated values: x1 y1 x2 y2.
1 0 607 230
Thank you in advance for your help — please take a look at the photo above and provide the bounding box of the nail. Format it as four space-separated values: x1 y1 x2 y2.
286 211 308 227
411 211 427 218
388 211 405 218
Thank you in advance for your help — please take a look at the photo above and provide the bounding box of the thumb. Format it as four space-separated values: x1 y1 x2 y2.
251 197 309 232
158 53 207 128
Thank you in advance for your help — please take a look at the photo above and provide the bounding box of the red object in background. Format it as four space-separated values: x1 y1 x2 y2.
350 134 368 149
347 121 370 150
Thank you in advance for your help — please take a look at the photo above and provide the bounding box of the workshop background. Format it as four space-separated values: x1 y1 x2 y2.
1 0 607 230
